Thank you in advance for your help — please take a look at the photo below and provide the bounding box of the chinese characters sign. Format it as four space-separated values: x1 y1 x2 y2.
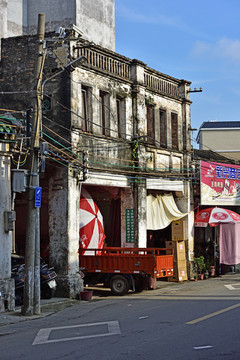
126 209 135 243
200 161 240 205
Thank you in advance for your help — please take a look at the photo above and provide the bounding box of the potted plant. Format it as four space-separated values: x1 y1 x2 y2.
204 269 209 279
204 260 211 279
194 256 206 280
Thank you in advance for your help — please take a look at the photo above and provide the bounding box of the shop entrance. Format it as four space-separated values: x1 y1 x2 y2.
82 185 121 247
147 225 171 248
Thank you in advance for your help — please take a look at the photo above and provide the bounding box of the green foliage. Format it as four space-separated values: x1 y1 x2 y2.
194 256 206 274
131 139 139 169
145 95 155 105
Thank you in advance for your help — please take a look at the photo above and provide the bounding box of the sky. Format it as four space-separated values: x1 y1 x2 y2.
115 0 240 148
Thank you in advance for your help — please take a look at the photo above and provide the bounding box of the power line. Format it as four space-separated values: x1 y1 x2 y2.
42 125 195 174
40 136 83 167
0 108 25 114
43 114 134 150
42 128 193 177
47 149 82 170
41 128 194 179
44 93 193 155
44 46 127 136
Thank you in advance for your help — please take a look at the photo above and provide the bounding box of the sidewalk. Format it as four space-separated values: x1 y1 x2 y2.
0 298 78 327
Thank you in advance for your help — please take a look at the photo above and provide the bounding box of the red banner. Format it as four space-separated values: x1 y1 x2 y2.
200 161 240 205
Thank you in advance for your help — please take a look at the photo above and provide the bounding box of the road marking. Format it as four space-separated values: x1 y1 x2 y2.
138 316 149 319
129 295 240 300
224 284 240 290
186 302 240 325
193 345 213 350
32 321 121 345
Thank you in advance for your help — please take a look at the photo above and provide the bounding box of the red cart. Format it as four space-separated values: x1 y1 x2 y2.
79 247 174 295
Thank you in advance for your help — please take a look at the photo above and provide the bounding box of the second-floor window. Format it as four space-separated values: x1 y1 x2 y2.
99 91 110 136
81 86 92 133
116 96 126 138
160 109 167 148
147 105 155 145
171 112 178 150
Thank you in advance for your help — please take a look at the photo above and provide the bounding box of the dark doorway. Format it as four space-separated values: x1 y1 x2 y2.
83 186 121 247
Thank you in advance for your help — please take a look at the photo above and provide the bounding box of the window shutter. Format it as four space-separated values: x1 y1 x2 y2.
171 113 178 150
147 105 155 144
160 109 167 147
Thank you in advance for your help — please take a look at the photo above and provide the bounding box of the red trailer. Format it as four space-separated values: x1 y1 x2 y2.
79 247 174 295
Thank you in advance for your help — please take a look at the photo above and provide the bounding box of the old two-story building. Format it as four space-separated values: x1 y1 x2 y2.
0 22 195 297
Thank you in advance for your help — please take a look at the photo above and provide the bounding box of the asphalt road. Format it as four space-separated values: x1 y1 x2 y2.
1 274 240 360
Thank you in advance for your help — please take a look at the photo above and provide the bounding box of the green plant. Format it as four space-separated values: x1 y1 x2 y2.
145 95 155 105
194 256 206 274
131 139 139 170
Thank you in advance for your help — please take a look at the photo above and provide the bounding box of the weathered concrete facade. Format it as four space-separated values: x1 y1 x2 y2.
0 143 15 311
0 27 194 297
0 0 115 51
0 0 8 38
48 166 82 297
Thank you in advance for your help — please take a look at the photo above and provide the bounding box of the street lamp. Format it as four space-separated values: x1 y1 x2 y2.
41 55 88 91
187 87 203 93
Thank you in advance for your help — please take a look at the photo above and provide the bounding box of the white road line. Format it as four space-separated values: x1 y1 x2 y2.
32 321 121 345
128 295 240 300
224 284 240 290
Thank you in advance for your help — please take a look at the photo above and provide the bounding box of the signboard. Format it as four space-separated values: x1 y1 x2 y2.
200 161 240 205
35 187 42 208
126 209 135 243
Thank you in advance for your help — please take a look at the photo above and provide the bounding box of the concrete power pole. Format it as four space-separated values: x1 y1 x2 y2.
22 13 45 316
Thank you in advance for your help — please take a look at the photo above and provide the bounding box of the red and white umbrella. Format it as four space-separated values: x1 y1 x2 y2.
195 207 240 227
79 188 105 254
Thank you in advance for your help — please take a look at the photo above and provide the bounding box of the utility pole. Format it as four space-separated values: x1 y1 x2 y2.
22 13 45 316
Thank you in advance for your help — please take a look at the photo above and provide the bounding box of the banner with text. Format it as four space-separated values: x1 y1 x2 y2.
200 160 240 206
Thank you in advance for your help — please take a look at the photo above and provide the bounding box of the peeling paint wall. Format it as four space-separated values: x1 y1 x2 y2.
0 143 15 311
76 0 115 51
0 0 7 38
135 180 147 248
6 0 25 37
48 167 68 271
1 0 115 51
0 144 12 278
48 166 82 297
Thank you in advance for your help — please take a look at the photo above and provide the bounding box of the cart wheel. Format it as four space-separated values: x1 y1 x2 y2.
41 283 55 299
110 275 130 296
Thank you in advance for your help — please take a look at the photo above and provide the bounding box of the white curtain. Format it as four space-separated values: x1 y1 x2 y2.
147 194 187 230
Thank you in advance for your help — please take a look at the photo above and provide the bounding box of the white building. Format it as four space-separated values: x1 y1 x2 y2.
0 0 115 51
197 121 240 162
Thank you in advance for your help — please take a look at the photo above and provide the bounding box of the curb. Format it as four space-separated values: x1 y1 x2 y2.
0 298 79 327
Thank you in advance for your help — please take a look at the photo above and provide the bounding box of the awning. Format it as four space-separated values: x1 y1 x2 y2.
147 194 187 230
0 124 12 134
